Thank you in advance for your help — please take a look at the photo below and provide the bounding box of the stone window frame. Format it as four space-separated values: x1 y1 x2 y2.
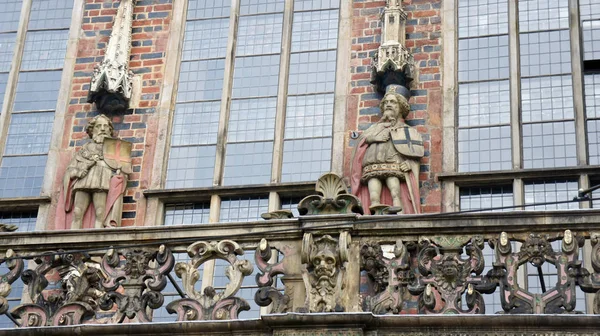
146 0 352 224
441 0 595 312
0 0 84 230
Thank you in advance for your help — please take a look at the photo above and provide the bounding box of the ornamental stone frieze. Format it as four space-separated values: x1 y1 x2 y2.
88 0 137 114
301 232 351 312
11 252 103 327
167 240 253 321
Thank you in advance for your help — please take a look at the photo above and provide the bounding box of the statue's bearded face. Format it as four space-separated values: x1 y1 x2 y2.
381 94 400 121
92 118 111 143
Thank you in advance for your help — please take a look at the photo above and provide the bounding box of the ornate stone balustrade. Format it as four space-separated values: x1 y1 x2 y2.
2 209 600 330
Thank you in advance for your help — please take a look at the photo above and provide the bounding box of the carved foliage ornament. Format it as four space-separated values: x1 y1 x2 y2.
99 245 174 323
301 232 350 312
298 173 363 215
12 252 103 327
167 240 253 321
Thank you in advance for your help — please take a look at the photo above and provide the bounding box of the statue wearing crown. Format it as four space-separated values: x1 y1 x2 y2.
351 85 423 214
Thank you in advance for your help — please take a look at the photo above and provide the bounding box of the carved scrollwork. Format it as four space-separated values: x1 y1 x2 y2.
0 249 24 316
99 245 174 323
11 251 103 327
409 237 487 314
254 239 289 313
301 232 350 312
576 232 600 313
167 240 253 321
298 173 363 215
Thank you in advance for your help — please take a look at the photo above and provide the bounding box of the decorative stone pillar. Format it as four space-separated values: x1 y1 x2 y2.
88 0 137 114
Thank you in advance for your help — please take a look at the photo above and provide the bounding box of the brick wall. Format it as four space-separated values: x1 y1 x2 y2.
49 0 173 229
345 0 442 213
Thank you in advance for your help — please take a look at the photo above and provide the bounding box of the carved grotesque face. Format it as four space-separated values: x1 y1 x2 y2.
526 235 549 267
382 94 400 121
441 257 459 281
313 249 337 279
92 117 112 143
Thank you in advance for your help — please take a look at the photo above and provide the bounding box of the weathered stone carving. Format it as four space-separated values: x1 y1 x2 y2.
350 86 424 215
0 250 23 316
298 173 363 215
254 239 289 313
360 240 414 314
371 0 414 93
409 237 487 314
261 210 294 220
0 224 17 232
57 114 132 230
167 240 253 321
11 252 104 327
99 245 174 323
492 231 584 314
577 232 600 313
88 0 136 114
301 232 350 312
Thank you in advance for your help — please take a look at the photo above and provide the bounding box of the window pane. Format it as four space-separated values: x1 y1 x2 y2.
187 0 230 19
522 121 577 169
164 203 210 225
458 126 512 172
236 14 283 56
524 180 579 210
294 0 340 11
4 112 54 155
285 94 334 139
520 30 571 77
518 0 568 32
458 35 509 82
587 119 600 165
228 97 276 142
580 0 600 21
171 101 220 146
223 141 273 185
0 211 37 232
166 145 216 189
0 73 7 113
13 70 62 112
232 55 280 98
288 50 336 94
457 0 508 38
0 154 47 197
291 10 339 52
177 59 225 102
0 0 22 33
182 18 229 61
219 195 269 222
281 137 331 183
459 186 513 211
585 74 600 119
240 0 284 15
28 0 73 30
458 80 510 127
0 32 16 72
280 196 304 217
521 76 573 122
582 20 600 61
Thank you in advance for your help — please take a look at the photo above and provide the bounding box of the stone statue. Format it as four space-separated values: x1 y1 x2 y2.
56 114 132 229
351 85 423 214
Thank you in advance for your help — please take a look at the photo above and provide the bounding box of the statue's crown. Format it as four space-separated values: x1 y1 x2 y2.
386 84 411 100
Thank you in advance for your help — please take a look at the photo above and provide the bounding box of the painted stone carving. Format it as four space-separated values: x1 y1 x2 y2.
298 173 363 215
88 0 137 114
57 114 132 229
351 86 423 214
254 239 289 313
301 232 350 312
167 240 253 321
0 250 23 316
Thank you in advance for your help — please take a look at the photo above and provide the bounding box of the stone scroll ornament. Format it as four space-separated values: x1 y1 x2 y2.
297 173 363 215
88 0 137 114
577 232 600 313
56 114 132 230
254 239 289 313
11 252 104 327
167 240 253 321
491 231 584 314
408 236 489 314
360 240 414 314
0 250 24 317
99 245 174 323
301 232 350 312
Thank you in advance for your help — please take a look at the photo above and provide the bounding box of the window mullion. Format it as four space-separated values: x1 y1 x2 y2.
0 0 32 167
269 0 294 185
508 0 522 172
213 0 240 187
569 0 588 166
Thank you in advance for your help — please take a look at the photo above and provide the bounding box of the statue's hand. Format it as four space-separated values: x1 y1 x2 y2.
376 133 390 142
76 169 88 178
399 161 411 173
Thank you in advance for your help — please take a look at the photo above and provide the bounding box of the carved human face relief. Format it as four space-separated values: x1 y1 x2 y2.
313 249 337 280
382 94 400 121
92 117 111 143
